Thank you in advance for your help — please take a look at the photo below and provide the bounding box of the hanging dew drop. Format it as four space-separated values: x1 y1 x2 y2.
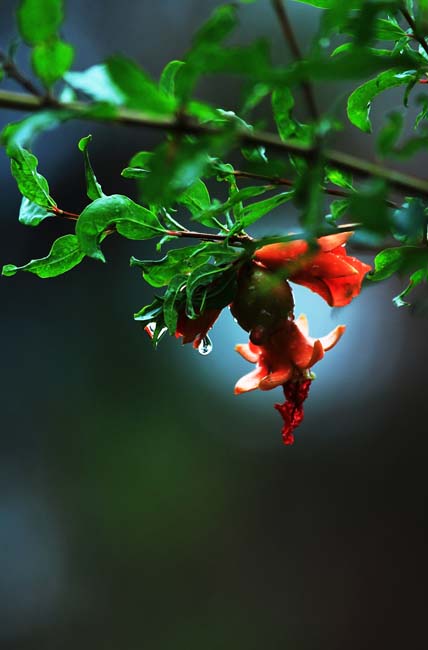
198 335 213 356
146 322 156 336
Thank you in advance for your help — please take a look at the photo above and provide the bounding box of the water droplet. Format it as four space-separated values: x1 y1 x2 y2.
198 335 213 356
146 322 156 335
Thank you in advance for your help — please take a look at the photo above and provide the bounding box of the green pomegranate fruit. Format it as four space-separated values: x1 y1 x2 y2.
231 263 294 345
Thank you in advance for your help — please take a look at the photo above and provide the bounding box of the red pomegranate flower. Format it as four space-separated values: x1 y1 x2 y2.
235 314 345 393
235 314 345 444
254 232 371 307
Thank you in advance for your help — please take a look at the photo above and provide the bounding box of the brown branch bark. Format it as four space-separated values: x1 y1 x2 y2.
1 88 428 197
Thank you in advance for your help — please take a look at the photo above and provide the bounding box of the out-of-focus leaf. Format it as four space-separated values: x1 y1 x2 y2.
325 198 350 223
193 185 269 227
32 38 74 87
2 110 73 148
272 87 296 140
17 0 63 45
2 234 84 278
106 55 175 114
326 167 354 189
377 111 403 156
391 198 427 244
76 194 164 262
348 180 390 234
19 196 52 226
65 65 126 104
7 144 56 208
290 1 332 6
78 135 104 200
137 134 229 208
347 69 416 132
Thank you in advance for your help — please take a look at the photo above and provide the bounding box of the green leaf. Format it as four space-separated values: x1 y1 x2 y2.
348 180 390 234
137 135 229 208
78 135 104 200
240 190 295 227
164 275 188 333
325 167 354 190
65 65 126 104
31 38 74 87
193 185 269 227
325 198 350 223
369 245 428 281
377 111 403 156
131 243 213 287
7 144 55 208
290 1 332 6
391 198 428 244
159 60 185 96
393 268 428 308
17 0 63 45
131 241 240 288
76 194 164 262
347 69 417 133
177 179 211 216
373 18 407 41
19 196 52 226
272 87 296 140
2 234 84 278
2 110 73 148
106 55 175 114
185 263 237 318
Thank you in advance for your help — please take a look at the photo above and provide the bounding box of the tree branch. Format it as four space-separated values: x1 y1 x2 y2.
400 5 428 57
0 50 44 98
271 0 318 120
1 88 428 197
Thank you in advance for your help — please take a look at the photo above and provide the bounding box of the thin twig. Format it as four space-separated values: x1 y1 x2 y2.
400 5 428 57
0 50 44 98
271 0 318 120
230 169 399 208
1 89 428 197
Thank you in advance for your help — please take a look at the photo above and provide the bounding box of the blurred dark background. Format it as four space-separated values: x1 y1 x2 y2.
1 1 427 648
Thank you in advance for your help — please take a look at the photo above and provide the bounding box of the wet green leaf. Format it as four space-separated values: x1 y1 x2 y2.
78 135 104 200
7 144 55 208
369 245 428 281
19 196 53 226
2 234 84 278
347 69 417 133
76 194 164 262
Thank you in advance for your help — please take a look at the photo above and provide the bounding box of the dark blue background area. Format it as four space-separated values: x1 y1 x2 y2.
0 2 427 648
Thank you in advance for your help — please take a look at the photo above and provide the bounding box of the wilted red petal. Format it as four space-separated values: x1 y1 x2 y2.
176 308 221 347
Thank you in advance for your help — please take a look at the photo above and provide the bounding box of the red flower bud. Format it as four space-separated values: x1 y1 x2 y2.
175 308 221 349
